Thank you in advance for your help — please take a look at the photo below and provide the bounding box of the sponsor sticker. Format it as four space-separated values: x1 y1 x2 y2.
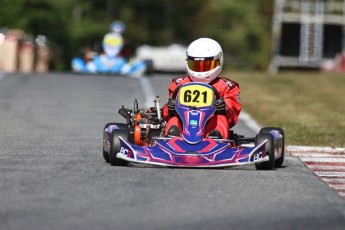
190 120 198 127
226 81 233 88
236 93 241 104
253 151 265 162
119 147 130 156
175 77 184 84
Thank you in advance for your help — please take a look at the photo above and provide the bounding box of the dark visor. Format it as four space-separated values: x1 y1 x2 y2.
187 56 220 72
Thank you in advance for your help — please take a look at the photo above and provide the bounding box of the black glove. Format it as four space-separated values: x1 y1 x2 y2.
215 98 226 115
167 98 176 116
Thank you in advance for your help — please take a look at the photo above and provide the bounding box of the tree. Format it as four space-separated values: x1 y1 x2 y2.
0 0 274 70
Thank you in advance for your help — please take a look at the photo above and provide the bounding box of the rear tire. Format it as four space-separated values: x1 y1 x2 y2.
109 126 129 166
260 127 285 168
255 133 275 170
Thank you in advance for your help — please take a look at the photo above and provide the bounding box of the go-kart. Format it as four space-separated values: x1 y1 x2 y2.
103 82 285 169
71 56 151 76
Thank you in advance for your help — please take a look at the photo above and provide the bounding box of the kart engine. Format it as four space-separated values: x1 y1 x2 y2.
118 97 165 146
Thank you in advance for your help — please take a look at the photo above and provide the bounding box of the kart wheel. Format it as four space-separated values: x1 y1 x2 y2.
103 123 115 163
260 127 285 168
103 123 128 164
109 126 129 166
255 133 275 170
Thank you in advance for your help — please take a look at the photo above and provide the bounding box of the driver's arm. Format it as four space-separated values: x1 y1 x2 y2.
162 78 181 121
223 82 241 128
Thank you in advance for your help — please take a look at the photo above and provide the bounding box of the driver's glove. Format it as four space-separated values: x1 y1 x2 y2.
168 98 177 116
215 98 226 115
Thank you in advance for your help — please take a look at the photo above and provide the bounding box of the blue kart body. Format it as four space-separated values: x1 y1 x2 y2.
117 136 268 167
103 82 284 169
71 56 147 76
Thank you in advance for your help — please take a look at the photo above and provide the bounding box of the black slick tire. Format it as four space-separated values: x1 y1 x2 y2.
260 127 285 168
109 127 128 166
255 133 275 170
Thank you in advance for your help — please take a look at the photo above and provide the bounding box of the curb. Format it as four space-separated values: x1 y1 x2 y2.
287 145 345 154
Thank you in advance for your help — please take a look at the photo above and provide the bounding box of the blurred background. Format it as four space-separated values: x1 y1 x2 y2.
0 0 344 73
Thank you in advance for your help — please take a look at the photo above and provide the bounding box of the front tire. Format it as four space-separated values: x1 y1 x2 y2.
109 127 128 166
260 127 285 168
103 123 114 163
255 133 275 170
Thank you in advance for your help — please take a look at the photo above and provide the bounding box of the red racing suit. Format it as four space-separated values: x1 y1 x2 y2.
162 75 242 139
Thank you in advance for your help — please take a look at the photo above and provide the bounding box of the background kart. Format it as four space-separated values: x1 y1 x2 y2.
103 82 285 169
71 56 151 77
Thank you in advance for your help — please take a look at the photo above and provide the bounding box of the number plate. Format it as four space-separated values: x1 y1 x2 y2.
179 84 213 107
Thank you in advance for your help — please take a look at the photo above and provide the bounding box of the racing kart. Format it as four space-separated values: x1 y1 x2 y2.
103 82 285 169
71 56 152 76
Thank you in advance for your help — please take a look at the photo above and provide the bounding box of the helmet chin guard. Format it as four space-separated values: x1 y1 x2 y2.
189 66 222 83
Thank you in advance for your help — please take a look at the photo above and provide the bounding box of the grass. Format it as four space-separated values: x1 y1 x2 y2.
228 71 345 147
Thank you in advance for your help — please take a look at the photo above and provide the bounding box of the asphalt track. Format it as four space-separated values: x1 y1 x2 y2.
0 72 345 230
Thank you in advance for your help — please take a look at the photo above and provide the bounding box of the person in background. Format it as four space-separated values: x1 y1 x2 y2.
71 21 147 76
84 32 127 74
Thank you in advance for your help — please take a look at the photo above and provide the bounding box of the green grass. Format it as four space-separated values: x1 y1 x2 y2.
228 71 345 147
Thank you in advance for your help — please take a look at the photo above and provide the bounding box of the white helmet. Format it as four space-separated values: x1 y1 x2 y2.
186 38 223 83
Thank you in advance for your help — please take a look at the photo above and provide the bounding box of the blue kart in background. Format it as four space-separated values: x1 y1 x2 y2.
71 55 150 76
71 31 152 77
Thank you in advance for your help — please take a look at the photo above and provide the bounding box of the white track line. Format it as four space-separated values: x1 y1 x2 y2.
300 158 345 163
288 145 345 153
316 171 345 177
329 184 345 190
238 111 261 133
290 153 345 158
322 178 345 183
0 72 6 80
139 76 156 109
308 165 345 171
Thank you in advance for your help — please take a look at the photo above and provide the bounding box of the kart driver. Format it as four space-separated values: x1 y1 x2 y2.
162 38 242 139
85 32 127 73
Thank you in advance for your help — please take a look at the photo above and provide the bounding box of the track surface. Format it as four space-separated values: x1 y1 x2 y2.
0 73 345 230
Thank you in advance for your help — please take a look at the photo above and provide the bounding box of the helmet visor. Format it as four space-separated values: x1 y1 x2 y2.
187 56 220 72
